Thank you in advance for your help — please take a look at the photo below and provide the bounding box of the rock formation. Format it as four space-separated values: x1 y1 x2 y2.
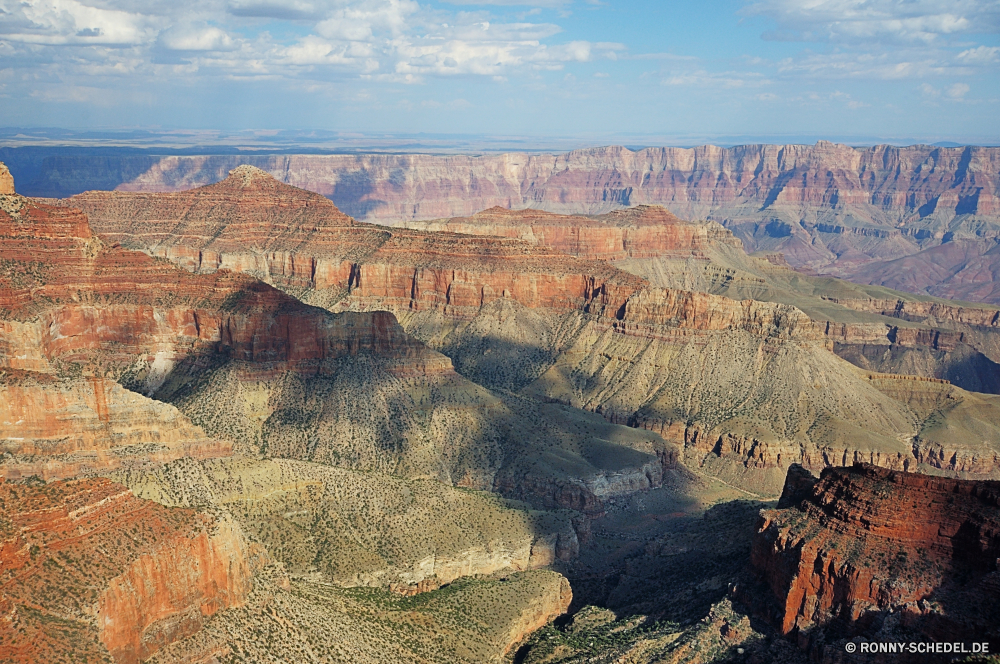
60 169 1000 493
0 370 231 481
113 456 581 589
0 477 256 663
0 163 12 195
16 142 1000 303
750 463 1000 654
4 163 673 512
402 205 744 261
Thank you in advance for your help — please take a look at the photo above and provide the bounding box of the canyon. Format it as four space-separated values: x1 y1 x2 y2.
749 463 1000 658
0 168 593 661
6 154 1000 663
0 476 255 663
10 141 1000 303
65 168 1000 494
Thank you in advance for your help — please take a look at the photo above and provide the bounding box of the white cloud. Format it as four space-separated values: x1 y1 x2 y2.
661 68 769 88
437 0 570 5
947 82 970 98
314 0 418 40
159 24 234 51
0 0 159 44
227 0 322 20
776 51 962 79
745 0 999 44
958 45 1000 64
0 0 613 86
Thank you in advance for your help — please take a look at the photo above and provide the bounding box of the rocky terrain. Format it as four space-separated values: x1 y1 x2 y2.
0 163 683 662
65 171 1000 494
8 157 1000 662
406 204 1000 395
749 463 1000 659
13 141 1000 303
0 477 256 663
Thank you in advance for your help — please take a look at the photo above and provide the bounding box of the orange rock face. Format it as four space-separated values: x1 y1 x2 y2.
0 370 232 481
0 164 14 195
404 205 744 261
1 175 449 481
1 191 437 375
65 167 649 320
750 464 1000 649
0 477 254 663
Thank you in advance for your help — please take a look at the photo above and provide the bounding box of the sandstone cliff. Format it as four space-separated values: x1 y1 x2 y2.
750 463 1000 654
67 166 647 320
0 187 472 479
24 142 1000 304
0 369 230 481
402 205 744 261
0 163 12 195
60 169 1000 492
0 477 255 663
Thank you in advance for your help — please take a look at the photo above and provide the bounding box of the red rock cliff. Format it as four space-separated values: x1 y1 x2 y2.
1 191 438 375
0 477 255 663
65 167 649 321
35 144 1000 223
402 205 744 261
750 463 1000 647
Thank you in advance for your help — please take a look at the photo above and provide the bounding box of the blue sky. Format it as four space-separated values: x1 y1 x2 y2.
1 0 998 144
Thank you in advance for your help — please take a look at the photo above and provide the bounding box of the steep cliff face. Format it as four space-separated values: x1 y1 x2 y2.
0 163 14 195
35 143 1000 304
370 201 1000 395
0 191 433 376
0 189 468 485
33 144 1000 225
0 370 230 481
402 205 744 261
0 477 255 663
67 167 648 321
61 169 1000 491
750 464 1000 650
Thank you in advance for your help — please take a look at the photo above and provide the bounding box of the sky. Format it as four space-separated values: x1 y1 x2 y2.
0 0 999 145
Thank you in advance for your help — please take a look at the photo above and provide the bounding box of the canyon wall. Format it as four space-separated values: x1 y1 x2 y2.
0 477 256 663
17 142 1000 303
750 464 1000 654
63 168 1000 493
17 143 1000 227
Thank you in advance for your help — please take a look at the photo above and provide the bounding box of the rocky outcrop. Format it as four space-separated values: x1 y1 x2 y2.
55 169 1000 492
750 463 1000 650
0 163 12 195
500 575 572 658
0 369 230 481
0 477 255 663
0 185 455 388
66 167 648 321
403 205 744 261
22 143 1000 301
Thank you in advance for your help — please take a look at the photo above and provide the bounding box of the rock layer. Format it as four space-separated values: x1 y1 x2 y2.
61 169 1000 492
403 205 744 261
22 142 1000 303
750 463 1000 650
0 477 255 663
